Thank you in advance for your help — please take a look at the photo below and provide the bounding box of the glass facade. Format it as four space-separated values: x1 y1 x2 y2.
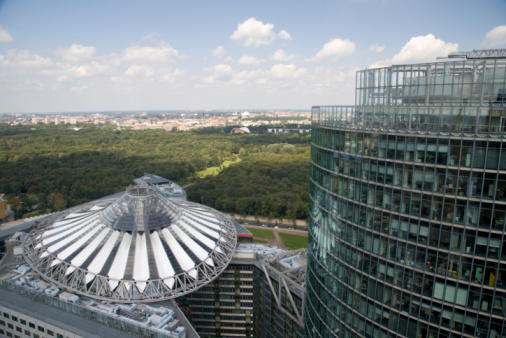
306 53 506 337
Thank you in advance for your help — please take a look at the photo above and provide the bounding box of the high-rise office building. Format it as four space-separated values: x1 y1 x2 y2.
306 49 506 337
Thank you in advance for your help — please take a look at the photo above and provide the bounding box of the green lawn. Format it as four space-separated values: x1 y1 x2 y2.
248 228 275 240
196 158 242 177
253 239 269 244
279 233 308 250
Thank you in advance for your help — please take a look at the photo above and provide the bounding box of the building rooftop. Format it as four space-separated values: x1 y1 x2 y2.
0 251 190 338
23 184 237 303
134 173 186 200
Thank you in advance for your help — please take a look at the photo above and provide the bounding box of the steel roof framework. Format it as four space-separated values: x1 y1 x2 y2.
23 189 237 303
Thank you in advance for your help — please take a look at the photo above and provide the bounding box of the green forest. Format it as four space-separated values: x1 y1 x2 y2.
0 124 310 220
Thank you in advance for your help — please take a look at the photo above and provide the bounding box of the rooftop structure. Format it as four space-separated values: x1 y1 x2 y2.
307 50 506 337
184 243 306 338
23 184 237 303
134 173 187 200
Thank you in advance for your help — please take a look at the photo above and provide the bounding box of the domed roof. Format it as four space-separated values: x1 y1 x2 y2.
23 185 237 302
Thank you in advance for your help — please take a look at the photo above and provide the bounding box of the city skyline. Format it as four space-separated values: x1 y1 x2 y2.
0 0 505 113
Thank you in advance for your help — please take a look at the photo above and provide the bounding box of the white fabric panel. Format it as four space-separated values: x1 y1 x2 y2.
43 215 93 237
87 231 120 275
179 221 217 251
150 232 175 289
173 223 216 260
51 258 62 267
85 273 95 284
108 233 132 280
183 217 220 239
136 282 147 293
133 234 150 287
42 220 98 248
65 212 93 219
90 205 105 211
45 220 99 253
57 224 105 261
66 266 76 275
160 228 196 278
108 280 119 291
70 228 111 269
185 213 221 231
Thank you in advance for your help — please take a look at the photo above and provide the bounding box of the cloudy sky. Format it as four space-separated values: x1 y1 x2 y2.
0 0 505 113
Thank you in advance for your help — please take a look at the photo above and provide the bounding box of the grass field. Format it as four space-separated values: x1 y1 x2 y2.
196 158 242 177
253 239 268 244
248 228 275 240
279 233 308 250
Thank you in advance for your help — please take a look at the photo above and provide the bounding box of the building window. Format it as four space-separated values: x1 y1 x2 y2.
16 326 22 332
7 323 13 329
20 319 26 325
29 322 35 328
47 329 54 336
0 320 4 326
11 316 17 322
37 326 44 332
3 313 9 318
24 330 31 336
57 334 64 338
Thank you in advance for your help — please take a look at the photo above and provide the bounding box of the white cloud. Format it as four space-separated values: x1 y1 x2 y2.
484 25 506 47
123 42 179 63
308 38 356 63
125 64 154 78
58 44 96 63
0 49 56 71
270 49 296 62
371 34 458 68
278 30 291 40
230 17 290 47
368 43 385 53
0 27 12 43
203 64 235 83
212 45 226 58
238 55 264 66
269 64 306 78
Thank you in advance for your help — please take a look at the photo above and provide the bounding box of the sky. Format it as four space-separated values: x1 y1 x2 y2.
0 0 505 113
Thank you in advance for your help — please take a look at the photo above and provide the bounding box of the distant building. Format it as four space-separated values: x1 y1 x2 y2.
267 128 310 134
230 127 250 134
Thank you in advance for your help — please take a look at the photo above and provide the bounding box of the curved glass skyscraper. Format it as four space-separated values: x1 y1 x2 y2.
306 50 506 337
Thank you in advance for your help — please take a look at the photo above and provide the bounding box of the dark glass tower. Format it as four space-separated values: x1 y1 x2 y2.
305 50 506 337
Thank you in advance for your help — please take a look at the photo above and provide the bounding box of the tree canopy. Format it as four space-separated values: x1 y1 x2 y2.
0 124 310 220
